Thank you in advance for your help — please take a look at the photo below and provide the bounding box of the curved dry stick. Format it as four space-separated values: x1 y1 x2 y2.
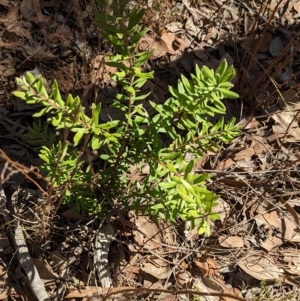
0 185 51 301
14 223 51 301
64 286 248 301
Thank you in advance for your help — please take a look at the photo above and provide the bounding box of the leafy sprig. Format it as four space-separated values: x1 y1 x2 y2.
13 0 240 235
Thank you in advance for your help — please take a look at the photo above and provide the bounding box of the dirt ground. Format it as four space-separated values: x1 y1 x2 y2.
1 0 300 300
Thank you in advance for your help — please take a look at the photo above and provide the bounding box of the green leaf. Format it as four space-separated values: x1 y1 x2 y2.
219 88 239 99
181 74 194 94
180 178 196 196
13 91 26 99
39 153 50 163
91 103 101 126
51 112 63 126
73 128 86 146
184 160 195 179
166 161 177 173
177 185 195 204
33 107 49 117
158 181 177 189
201 66 215 82
127 8 145 31
215 59 227 79
209 212 221 222
25 72 36 84
100 154 110 160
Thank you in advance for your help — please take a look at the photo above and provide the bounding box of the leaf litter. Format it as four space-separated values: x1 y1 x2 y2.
1 0 300 300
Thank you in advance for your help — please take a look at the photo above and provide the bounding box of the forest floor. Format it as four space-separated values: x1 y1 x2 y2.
1 0 300 300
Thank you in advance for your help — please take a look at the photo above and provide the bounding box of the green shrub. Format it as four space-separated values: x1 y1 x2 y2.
13 0 240 235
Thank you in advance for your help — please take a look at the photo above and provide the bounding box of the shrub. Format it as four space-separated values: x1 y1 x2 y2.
13 0 240 235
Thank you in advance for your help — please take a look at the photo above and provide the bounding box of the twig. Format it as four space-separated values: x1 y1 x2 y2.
1 185 51 301
64 286 249 301
14 223 51 301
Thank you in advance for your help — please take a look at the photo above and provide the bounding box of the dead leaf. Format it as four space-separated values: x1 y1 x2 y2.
32 258 58 280
0 0 10 7
218 236 244 248
165 22 183 32
238 252 282 282
194 257 218 277
175 270 191 288
141 258 171 279
0 5 32 40
0 58 15 77
256 210 295 251
217 158 235 170
278 197 300 228
272 111 300 142
91 54 117 83
25 44 55 59
137 33 185 59
279 89 300 110
293 2 300 13
48 249 68 270
20 0 35 21
192 277 219 301
234 136 266 161
185 16 201 37
131 215 162 250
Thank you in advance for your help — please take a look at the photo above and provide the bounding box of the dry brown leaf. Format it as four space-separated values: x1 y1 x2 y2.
0 0 10 7
234 136 265 161
137 36 167 58
25 44 55 59
201 276 222 292
185 16 200 37
279 89 300 110
235 159 256 170
137 33 185 59
32 258 58 281
165 22 183 32
219 178 247 187
194 257 218 277
238 253 282 282
141 258 172 279
91 54 117 83
293 2 300 13
48 249 68 270
212 198 230 222
272 111 300 142
192 48 208 60
278 197 300 228
175 270 191 288
64 286 138 299
256 210 295 251
218 236 244 248
129 163 150 183
131 215 162 250
280 248 300 275
158 296 178 301
291 234 300 243
217 158 235 170
0 5 32 40
20 0 35 21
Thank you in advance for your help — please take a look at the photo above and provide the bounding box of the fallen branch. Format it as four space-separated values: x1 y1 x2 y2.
64 286 249 301
0 185 51 301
